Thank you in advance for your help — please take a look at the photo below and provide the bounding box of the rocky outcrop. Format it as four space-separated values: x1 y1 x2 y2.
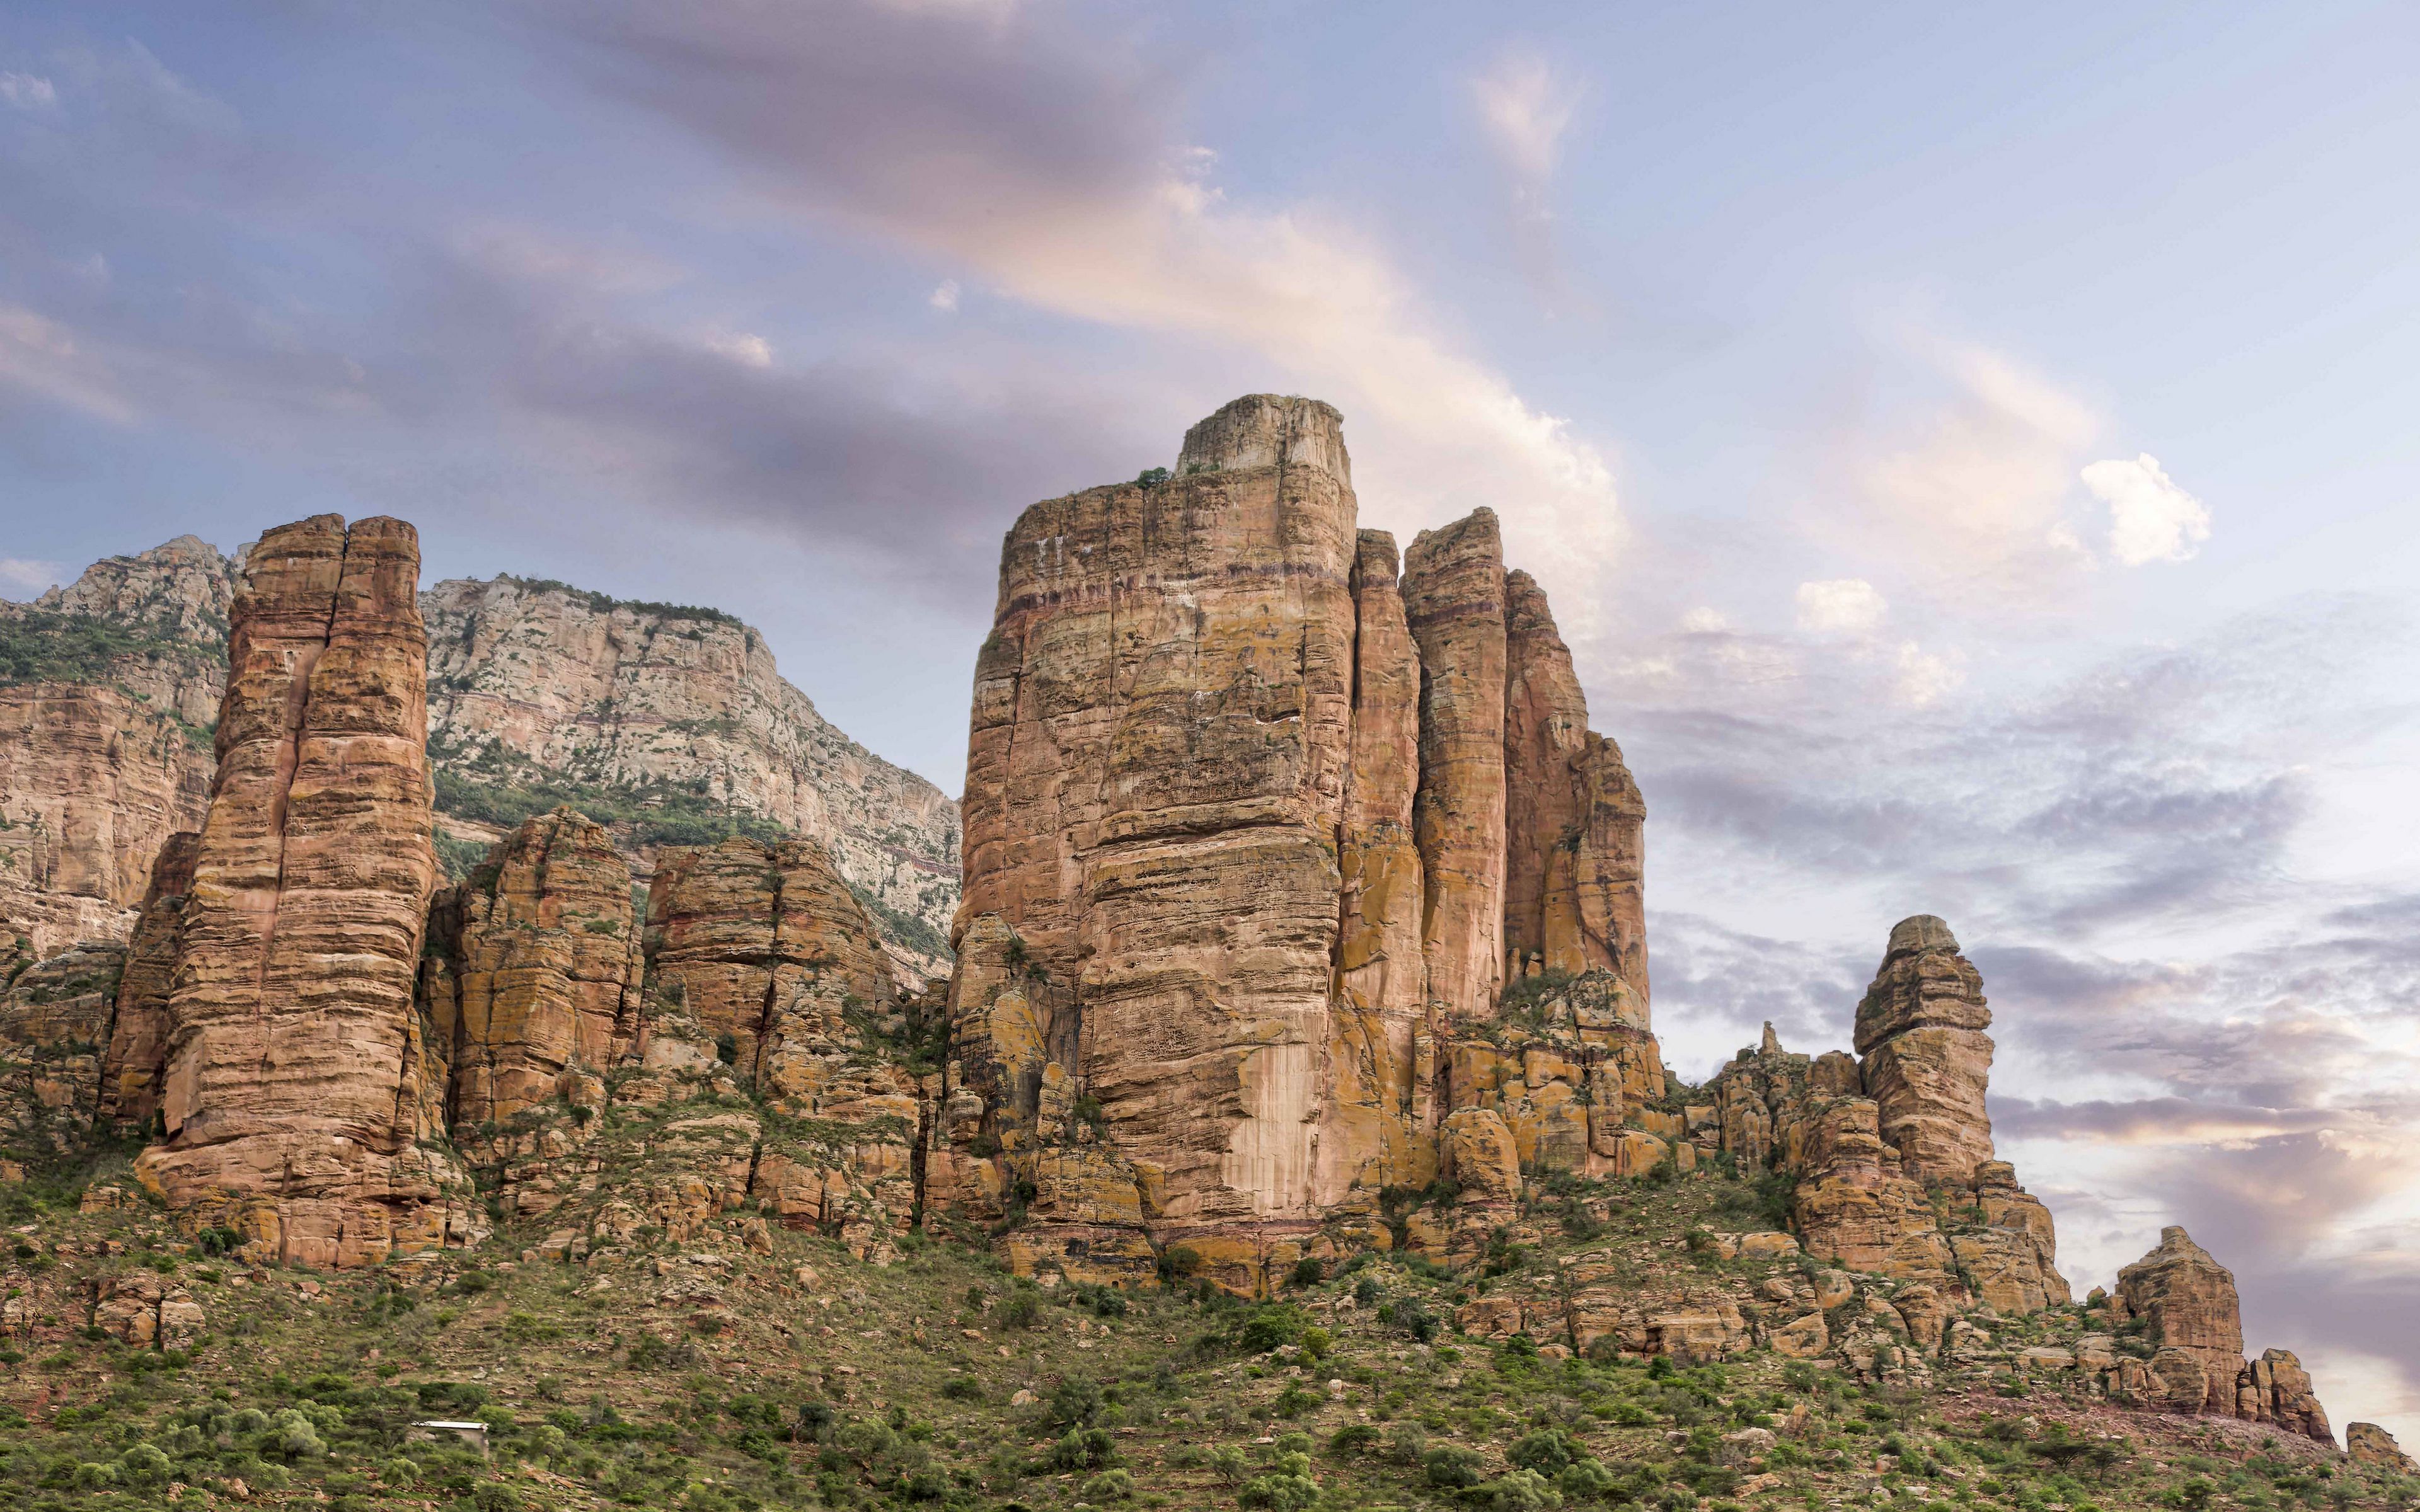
134 515 476 1269
0 939 126 1158
417 810 643 1130
1402 509 1508 1025
5 532 238 725
1854 915 1995 1186
421 576 959 976
643 834 906 1116
2111 1227 2334 1441
2349 1423 2417 1473
2114 1227 2245 1416
0 685 213 959
95 830 200 1132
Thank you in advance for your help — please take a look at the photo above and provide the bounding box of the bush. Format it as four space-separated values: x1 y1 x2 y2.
1083 1467 1137 1500
1510 1428 1584 1474
1299 1326 1332 1361
117 1444 172 1486
1289 1257 1325 1288
1048 1376 1105 1428
1271 1383 1322 1418
1328 1423 1380 1455
1488 1467 1567 1509
1560 1458 1620 1499
1426 1443 1487 1488
1049 1428 1117 1470
941 1375 985 1401
1001 1290 1042 1329
1237 1305 1305 1354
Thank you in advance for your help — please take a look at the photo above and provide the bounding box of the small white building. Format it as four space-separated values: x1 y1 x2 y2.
409 1420 490 1454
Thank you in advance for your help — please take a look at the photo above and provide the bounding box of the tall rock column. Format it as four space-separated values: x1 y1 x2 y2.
1325 529 1435 1197
1402 508 1508 1024
1501 569 1650 1002
1854 914 1995 1186
951 394 1359 1279
135 515 469 1268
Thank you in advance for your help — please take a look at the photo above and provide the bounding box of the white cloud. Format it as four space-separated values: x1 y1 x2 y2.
0 558 63 595
1795 578 1887 635
705 331 774 368
1895 639 1964 706
2082 452 2211 566
1680 607 1732 634
1470 49 1582 190
929 279 960 312
0 72 56 110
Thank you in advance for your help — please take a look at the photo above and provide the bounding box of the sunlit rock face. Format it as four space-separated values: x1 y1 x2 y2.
134 515 479 1269
1854 914 1996 1187
940 394 1652 1290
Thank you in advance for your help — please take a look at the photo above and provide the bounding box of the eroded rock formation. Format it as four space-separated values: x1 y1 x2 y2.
1855 915 1995 1186
2111 1226 2334 1440
939 395 1655 1290
95 830 200 1132
133 515 476 1268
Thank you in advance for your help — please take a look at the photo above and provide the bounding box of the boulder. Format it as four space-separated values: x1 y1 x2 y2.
2349 1423 2417 1473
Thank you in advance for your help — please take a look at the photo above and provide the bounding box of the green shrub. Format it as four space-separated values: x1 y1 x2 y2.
1083 1467 1137 1499
1560 1458 1620 1499
941 1375 985 1401
1488 1467 1567 1509
1510 1427 1584 1474
1426 1443 1487 1488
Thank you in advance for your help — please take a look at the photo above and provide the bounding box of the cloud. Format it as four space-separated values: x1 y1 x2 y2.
2082 452 2212 565
1894 640 1962 706
1470 49 1582 194
0 558 64 594
928 279 960 312
1857 337 2102 592
1794 578 1887 635
525 0 1625 629
0 71 57 111
703 331 775 369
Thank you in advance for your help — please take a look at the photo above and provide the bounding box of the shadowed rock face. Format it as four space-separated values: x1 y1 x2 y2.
1403 508 1509 1026
134 515 475 1269
95 831 200 1132
1854 914 1995 1186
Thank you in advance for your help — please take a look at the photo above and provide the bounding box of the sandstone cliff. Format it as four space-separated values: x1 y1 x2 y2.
132 515 478 1269
940 394 1656 1289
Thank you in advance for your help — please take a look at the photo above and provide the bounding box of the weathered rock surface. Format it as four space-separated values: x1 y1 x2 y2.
0 684 213 959
2349 1423 2417 1473
0 939 126 1157
134 515 476 1269
5 532 959 980
95 830 200 1131
1854 915 1995 1186
1402 508 1508 1025
422 576 959 976
1502 570 1648 997
2114 1226 2246 1416
939 396 1665 1288
418 810 643 1130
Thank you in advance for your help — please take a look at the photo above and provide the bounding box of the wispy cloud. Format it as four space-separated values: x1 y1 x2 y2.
1794 577 1887 635
0 558 64 595
1471 47 1583 201
529 0 1625 626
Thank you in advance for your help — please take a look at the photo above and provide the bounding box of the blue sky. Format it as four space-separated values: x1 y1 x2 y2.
4 0 2419 1440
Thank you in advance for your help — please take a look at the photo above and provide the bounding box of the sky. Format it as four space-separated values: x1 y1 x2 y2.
4 0 2419 1441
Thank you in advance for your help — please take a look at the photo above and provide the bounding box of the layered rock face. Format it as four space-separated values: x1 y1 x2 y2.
0 940 128 1160
422 577 959 975
2349 1423 2418 1473
0 686 213 959
1854 915 1995 1186
2111 1226 2334 1440
942 395 1655 1288
133 515 475 1269
417 810 643 1130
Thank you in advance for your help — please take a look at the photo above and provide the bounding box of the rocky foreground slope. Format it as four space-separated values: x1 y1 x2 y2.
0 397 2402 1509
0 539 957 975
